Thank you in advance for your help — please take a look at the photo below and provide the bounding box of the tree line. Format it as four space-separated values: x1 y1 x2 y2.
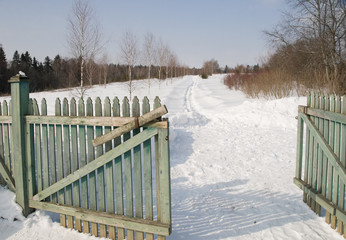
263 0 346 95
0 46 205 95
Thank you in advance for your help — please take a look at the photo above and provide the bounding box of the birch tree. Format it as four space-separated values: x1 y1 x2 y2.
120 30 138 100
67 0 102 91
143 32 155 94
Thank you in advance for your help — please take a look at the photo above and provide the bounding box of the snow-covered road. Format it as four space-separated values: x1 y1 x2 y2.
0 75 343 239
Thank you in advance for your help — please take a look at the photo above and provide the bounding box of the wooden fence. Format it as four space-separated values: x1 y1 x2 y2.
294 92 346 237
0 74 172 240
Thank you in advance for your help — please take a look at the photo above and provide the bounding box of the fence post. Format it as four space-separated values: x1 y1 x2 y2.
9 74 34 216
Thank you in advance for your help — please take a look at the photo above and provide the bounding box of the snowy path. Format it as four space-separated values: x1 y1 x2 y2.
0 75 344 239
166 76 343 239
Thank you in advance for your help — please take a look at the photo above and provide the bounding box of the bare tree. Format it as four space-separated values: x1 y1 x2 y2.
120 30 138 100
265 0 346 90
67 0 103 91
143 32 155 94
156 38 166 81
99 53 109 87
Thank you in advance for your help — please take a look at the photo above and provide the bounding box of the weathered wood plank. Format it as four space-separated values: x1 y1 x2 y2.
0 102 4 176
0 156 15 191
95 97 107 238
3 101 11 179
62 98 74 229
10 76 34 216
332 95 341 229
0 115 12 124
33 99 43 194
70 98 81 231
78 98 89 234
123 97 134 240
29 200 170 236
132 97 144 240
142 97 154 240
306 107 346 124
303 94 311 203
327 95 335 225
296 106 304 179
25 115 134 126
93 105 168 147
41 99 49 196
104 97 115 239
113 97 125 240
157 121 171 235
316 95 324 215
86 98 98 236
55 98 66 227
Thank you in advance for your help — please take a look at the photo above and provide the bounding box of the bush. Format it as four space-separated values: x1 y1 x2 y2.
201 73 208 79
224 70 298 99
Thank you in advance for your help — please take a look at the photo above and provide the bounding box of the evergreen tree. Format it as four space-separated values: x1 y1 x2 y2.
10 50 20 75
0 45 9 93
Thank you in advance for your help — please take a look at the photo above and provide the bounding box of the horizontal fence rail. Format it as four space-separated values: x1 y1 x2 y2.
0 75 171 240
294 92 346 238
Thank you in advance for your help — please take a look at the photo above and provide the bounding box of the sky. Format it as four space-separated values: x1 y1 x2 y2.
0 0 286 68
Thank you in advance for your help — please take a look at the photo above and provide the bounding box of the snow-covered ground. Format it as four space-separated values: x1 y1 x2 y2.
0 75 343 239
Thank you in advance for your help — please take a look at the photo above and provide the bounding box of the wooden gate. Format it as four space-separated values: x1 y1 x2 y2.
294 93 345 237
1 75 172 240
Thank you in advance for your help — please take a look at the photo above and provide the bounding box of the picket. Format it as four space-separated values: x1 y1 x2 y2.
0 77 171 240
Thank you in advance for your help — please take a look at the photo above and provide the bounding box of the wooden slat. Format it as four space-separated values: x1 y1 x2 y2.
104 97 116 239
86 98 98 236
78 98 89 234
70 98 81 231
48 103 57 203
316 95 324 215
0 115 12 124
296 106 305 179
123 97 134 240
33 100 43 194
41 99 49 196
143 97 154 240
113 97 125 240
0 102 4 180
29 200 170 236
306 107 346 124
95 97 107 238
332 96 341 229
133 97 144 240
0 156 15 191
328 95 336 226
157 122 172 239
3 102 11 178
25 115 133 126
303 94 311 203
62 98 74 229
55 98 66 227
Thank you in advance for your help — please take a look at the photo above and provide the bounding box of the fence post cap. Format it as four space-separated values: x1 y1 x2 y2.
8 74 29 83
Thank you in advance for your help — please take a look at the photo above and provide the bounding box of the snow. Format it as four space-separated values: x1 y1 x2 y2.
0 74 344 239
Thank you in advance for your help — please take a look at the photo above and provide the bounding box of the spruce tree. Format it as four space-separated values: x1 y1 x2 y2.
0 46 9 93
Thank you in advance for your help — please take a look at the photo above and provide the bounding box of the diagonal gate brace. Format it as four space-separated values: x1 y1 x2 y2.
92 105 168 147
33 127 158 201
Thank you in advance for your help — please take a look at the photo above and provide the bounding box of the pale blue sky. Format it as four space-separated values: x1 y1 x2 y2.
0 0 286 68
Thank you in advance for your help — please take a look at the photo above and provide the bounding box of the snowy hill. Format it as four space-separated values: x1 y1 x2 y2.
0 75 344 239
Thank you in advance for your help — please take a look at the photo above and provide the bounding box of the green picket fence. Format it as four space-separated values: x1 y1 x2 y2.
0 75 172 240
294 92 346 237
